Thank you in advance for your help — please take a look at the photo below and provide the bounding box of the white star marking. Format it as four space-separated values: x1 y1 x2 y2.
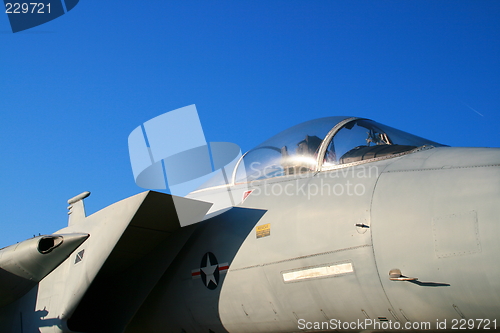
201 255 218 287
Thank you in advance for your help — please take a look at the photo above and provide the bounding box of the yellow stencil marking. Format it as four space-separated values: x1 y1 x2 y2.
256 223 271 238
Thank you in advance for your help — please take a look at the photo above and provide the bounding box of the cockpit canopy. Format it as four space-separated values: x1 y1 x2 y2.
199 116 444 189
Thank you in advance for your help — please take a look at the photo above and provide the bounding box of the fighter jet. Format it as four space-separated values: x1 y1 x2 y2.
1 115 499 332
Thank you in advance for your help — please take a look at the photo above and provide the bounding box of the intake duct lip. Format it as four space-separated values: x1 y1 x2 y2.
38 235 64 254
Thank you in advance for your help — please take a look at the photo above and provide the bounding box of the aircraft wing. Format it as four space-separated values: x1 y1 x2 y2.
66 191 213 332
0 191 212 332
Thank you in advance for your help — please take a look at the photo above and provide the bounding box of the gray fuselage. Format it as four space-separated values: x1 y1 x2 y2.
126 146 500 332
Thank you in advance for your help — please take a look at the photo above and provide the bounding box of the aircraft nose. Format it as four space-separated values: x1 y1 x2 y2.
34 233 90 276
0 233 89 282
38 233 89 255
0 233 89 307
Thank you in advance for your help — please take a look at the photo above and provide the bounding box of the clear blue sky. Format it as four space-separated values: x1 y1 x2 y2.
1 1 499 248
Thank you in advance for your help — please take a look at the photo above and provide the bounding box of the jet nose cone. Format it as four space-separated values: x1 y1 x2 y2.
0 233 89 307
29 233 89 281
38 233 89 256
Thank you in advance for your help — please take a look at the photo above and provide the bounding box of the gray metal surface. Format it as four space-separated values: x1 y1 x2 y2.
372 147 500 322
2 117 500 333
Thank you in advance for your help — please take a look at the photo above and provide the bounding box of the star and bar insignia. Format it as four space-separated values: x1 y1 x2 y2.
191 252 229 290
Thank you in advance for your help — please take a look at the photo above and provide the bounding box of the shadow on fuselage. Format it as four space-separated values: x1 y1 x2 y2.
69 206 266 333
130 206 268 333
0 284 59 333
